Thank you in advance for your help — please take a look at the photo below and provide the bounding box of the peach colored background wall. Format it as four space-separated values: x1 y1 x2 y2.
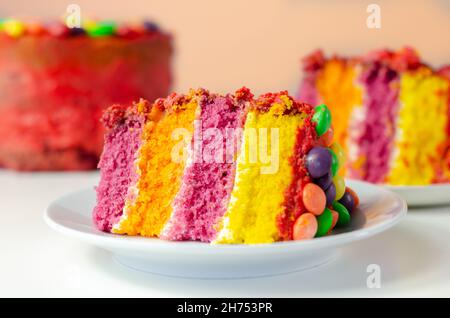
1 0 449 95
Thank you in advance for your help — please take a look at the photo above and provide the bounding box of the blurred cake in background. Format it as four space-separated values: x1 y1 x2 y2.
0 19 172 171
298 47 450 185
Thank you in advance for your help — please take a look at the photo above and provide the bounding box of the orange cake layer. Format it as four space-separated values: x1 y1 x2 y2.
113 91 200 236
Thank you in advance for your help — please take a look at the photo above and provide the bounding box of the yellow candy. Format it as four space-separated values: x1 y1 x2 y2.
333 175 345 200
3 19 25 38
82 18 96 31
331 142 345 169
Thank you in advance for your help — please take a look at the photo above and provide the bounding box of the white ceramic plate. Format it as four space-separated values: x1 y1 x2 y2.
385 183 450 207
44 180 406 279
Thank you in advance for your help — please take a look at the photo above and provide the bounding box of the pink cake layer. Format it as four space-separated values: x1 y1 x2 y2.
298 51 402 183
297 50 323 106
93 105 144 231
354 64 400 183
161 93 248 242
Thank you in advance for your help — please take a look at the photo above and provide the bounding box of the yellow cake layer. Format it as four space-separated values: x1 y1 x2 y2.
113 95 198 236
214 102 306 244
387 67 449 185
316 59 362 175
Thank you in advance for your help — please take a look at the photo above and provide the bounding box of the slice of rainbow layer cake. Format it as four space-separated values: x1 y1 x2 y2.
93 88 359 244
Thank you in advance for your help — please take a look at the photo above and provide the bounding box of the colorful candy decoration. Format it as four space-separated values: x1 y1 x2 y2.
330 210 339 230
302 183 326 215
314 172 332 191
330 142 345 170
293 213 318 240
47 22 70 37
0 18 163 39
329 148 339 176
116 26 139 38
312 104 332 136
324 183 336 206
345 187 360 207
333 175 345 200
338 191 355 213
86 21 116 37
332 201 351 226
318 126 334 147
315 207 333 237
296 104 360 240
25 22 47 36
69 27 86 36
2 19 25 38
143 20 159 32
306 146 332 178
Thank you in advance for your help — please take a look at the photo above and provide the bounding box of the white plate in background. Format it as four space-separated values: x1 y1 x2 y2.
44 180 407 279
385 183 450 207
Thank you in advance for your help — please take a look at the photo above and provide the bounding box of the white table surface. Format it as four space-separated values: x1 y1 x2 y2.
1 170 450 298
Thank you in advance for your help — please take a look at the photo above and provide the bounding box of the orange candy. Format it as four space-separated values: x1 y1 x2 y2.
318 126 334 147
26 22 46 36
346 187 360 207
293 213 318 240
329 210 339 232
326 210 339 235
303 183 326 215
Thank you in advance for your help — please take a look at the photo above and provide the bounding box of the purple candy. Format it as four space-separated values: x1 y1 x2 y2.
143 21 159 32
325 183 336 207
306 146 332 178
339 191 355 213
69 27 85 36
314 172 332 190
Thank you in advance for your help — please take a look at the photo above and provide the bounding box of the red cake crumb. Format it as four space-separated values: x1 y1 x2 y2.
234 86 254 102
278 103 317 241
363 47 422 72
101 104 128 129
302 49 326 72
255 91 306 115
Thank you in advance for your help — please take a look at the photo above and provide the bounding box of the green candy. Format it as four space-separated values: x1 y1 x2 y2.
86 21 116 37
332 201 351 227
312 104 332 136
315 208 333 237
329 148 339 176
